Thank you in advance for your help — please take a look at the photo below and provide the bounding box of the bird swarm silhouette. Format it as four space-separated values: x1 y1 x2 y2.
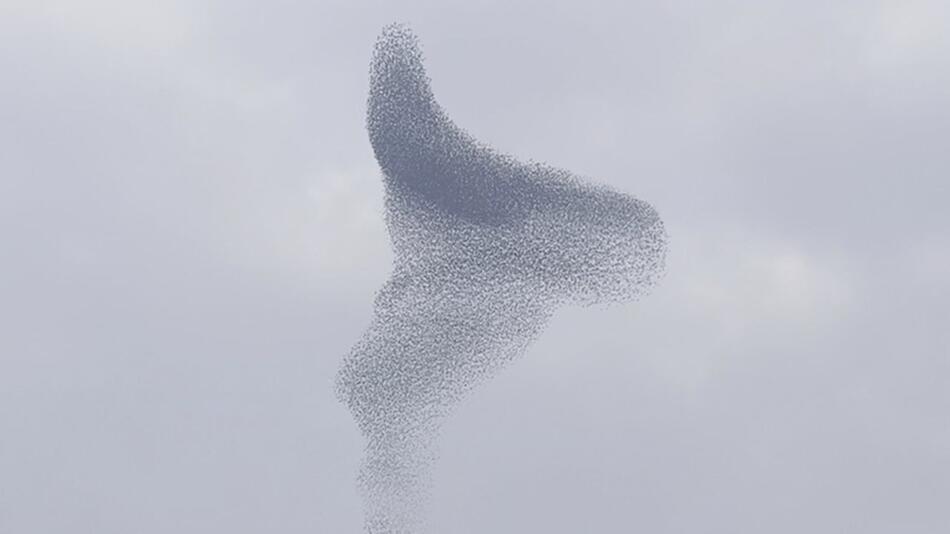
337 24 667 534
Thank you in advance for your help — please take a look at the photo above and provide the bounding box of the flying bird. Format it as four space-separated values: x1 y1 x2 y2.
337 24 666 534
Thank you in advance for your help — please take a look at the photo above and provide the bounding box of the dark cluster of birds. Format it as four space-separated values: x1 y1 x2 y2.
336 24 667 533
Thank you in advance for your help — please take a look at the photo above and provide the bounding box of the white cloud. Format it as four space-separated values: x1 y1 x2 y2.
3 0 194 53
306 166 391 280
868 0 950 66
676 225 855 330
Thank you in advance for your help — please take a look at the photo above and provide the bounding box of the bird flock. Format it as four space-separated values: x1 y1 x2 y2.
336 24 667 533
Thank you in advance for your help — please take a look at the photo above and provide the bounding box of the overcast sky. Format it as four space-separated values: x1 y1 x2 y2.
1 1 948 532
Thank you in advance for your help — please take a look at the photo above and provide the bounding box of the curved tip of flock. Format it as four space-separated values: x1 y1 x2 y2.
369 23 431 101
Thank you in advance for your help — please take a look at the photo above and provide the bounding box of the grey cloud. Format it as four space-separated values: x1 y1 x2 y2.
1 1 947 533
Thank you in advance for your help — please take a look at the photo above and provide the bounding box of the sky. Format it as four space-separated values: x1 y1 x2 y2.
1 1 948 532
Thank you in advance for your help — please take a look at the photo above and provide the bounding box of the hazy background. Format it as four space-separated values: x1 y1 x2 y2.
1 1 948 532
